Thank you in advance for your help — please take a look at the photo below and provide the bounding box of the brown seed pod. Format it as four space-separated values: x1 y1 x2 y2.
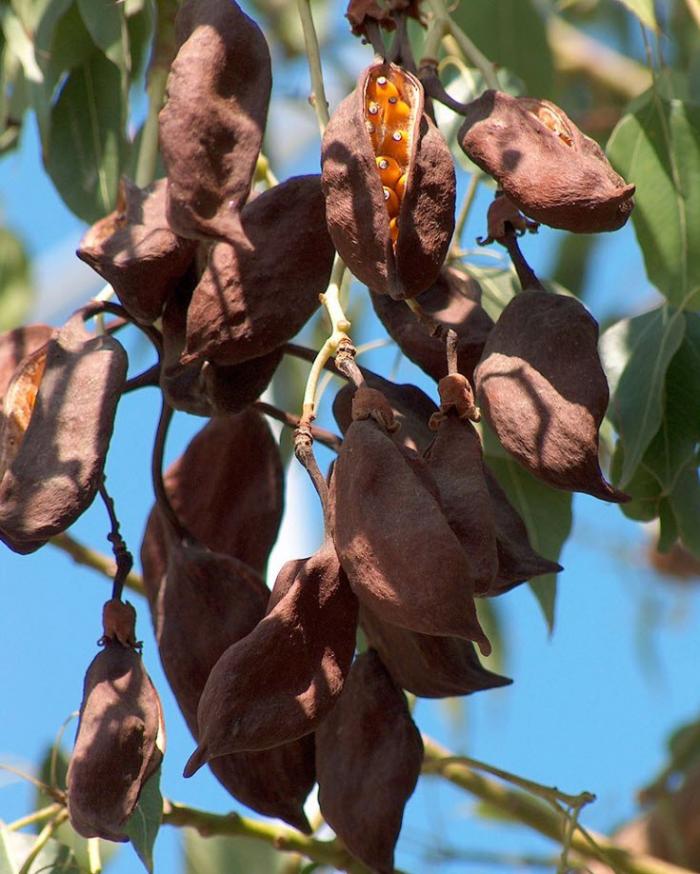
0 313 127 552
484 466 562 595
315 650 423 874
140 409 283 585
322 62 455 299
67 641 163 842
475 290 625 502
370 266 494 381
0 344 49 484
360 607 510 698
159 0 272 242
183 175 335 366
184 539 358 769
459 91 635 233
425 414 499 595
334 387 490 652
76 178 197 324
0 324 54 401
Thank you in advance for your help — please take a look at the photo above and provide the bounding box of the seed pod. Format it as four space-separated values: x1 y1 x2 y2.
322 62 455 299
0 324 54 400
77 178 197 323
459 91 635 233
475 290 625 502
360 607 510 698
484 466 562 595
370 266 494 381
141 409 283 586
0 344 49 484
183 175 335 366
315 650 423 874
425 413 499 595
0 312 127 552
184 540 358 769
67 640 163 842
334 387 490 652
159 0 272 242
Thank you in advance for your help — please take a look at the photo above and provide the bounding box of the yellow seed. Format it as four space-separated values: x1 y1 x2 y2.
380 129 409 164
383 186 400 219
367 74 400 104
389 217 399 243
375 156 403 188
385 98 411 128
395 173 408 200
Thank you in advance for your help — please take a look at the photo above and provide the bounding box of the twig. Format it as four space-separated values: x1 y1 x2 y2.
82 300 163 356
49 532 145 596
151 398 188 542
296 0 330 133
98 478 133 601
17 810 69 874
254 401 343 453
7 803 63 833
123 364 160 393
425 0 500 91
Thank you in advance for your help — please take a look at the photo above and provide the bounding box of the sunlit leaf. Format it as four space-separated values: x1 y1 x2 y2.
0 824 79 874
184 828 288 874
125 767 162 874
615 0 658 32
461 263 518 323
77 0 127 70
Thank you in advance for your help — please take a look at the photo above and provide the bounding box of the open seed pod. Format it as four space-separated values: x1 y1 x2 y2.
334 386 491 652
484 466 562 595
0 324 54 400
76 178 197 324
475 290 625 501
67 606 163 842
183 175 335 366
370 266 494 381
0 312 127 552
360 607 510 698
322 61 455 299
425 412 499 595
185 539 357 770
316 649 423 874
160 280 282 416
459 91 635 233
159 0 272 242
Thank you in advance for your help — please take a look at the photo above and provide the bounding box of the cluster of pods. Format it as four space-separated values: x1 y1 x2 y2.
0 0 635 871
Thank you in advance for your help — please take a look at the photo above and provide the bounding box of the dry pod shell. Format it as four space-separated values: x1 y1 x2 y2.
183 175 335 366
185 539 358 769
0 312 127 552
315 650 423 874
141 409 283 583
159 0 272 242
360 607 510 698
475 290 625 502
322 62 455 299
370 266 494 381
0 324 54 400
334 386 490 652
459 91 635 233
0 343 49 485
77 178 197 323
425 414 499 595
67 640 163 842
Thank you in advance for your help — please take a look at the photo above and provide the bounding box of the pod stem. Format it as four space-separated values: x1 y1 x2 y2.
97 477 133 602
151 397 189 543
501 228 546 292
255 401 342 453
297 0 330 133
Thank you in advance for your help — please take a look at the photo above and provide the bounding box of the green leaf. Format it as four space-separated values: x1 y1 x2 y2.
483 425 573 632
461 263 518 323
607 93 700 310
125 767 162 874
451 0 554 98
611 445 663 522
0 7 43 83
601 306 685 488
0 227 33 330
77 0 127 70
184 829 288 874
44 50 127 222
615 0 658 32
0 825 79 874
669 465 700 559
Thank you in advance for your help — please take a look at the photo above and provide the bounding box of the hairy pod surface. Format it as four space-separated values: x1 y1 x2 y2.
0 313 127 552
185 540 358 768
322 62 455 299
77 178 197 323
360 607 511 698
67 642 163 842
183 175 335 365
159 0 272 242
140 409 283 584
459 91 635 233
315 650 423 874
334 388 491 652
426 414 499 595
370 266 494 381
475 290 625 502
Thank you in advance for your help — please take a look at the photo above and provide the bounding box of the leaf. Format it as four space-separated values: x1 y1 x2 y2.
601 306 685 488
183 829 288 874
0 7 43 83
607 93 700 310
484 426 573 632
125 768 162 874
43 50 127 222
669 466 700 560
615 0 658 32
451 0 554 98
77 0 127 70
0 825 79 874
0 227 33 330
461 263 518 323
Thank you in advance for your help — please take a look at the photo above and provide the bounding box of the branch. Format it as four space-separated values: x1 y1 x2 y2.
421 737 698 874
296 0 330 133
254 401 343 453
